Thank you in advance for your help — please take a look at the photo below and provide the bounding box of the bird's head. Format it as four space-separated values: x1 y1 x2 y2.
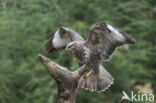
66 42 77 52
66 41 83 52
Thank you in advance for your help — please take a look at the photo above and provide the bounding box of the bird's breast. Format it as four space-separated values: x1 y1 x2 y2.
72 47 87 64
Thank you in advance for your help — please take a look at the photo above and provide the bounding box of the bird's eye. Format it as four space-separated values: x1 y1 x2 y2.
67 45 72 49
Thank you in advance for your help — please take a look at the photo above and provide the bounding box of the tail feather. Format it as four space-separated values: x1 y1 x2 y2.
78 65 114 92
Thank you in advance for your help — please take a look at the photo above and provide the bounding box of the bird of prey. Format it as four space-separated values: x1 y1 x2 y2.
44 23 136 92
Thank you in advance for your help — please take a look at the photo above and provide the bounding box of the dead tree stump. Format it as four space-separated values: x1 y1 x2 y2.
38 54 87 103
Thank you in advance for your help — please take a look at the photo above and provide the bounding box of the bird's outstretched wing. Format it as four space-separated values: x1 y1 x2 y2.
87 23 136 61
44 26 84 53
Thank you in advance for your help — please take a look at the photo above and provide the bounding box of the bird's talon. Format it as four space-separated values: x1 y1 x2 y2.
83 70 92 78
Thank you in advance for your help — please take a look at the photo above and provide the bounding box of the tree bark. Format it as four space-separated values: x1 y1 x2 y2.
38 54 87 103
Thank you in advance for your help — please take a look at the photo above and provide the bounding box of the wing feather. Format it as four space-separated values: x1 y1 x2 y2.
44 26 84 53
87 23 136 61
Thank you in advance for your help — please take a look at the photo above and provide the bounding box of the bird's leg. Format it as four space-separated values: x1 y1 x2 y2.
83 70 92 78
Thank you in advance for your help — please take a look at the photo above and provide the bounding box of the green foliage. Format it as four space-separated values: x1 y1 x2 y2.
0 0 155 103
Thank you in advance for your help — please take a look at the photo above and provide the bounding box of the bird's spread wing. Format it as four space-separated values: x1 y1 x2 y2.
44 26 84 53
87 23 136 61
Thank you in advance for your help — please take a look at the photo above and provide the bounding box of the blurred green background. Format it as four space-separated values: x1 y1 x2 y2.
0 0 155 103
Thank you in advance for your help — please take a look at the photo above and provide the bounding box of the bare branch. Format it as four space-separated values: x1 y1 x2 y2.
38 54 88 103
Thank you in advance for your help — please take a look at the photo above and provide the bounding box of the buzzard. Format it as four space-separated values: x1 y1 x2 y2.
44 23 136 92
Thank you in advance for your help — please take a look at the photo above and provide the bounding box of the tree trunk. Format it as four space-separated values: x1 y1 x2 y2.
38 54 87 103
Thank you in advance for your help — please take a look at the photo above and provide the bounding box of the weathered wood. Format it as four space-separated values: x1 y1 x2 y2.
38 54 87 103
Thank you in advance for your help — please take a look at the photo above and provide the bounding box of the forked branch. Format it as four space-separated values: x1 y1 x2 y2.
38 54 87 103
